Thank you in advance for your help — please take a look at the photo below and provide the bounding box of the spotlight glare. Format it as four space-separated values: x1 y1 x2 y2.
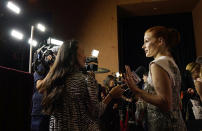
91 49 99 57
7 1 21 14
28 39 38 46
11 30 23 40
47 38 63 46
37 23 46 32
116 72 120 78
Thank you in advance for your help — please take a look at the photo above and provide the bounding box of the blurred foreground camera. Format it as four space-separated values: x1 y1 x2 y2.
85 57 98 71
85 49 99 72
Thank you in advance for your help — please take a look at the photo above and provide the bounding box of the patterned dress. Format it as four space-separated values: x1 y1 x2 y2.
49 72 107 131
190 78 202 119
145 56 187 131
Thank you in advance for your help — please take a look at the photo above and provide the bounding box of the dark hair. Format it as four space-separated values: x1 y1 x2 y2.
146 26 180 49
103 75 115 87
196 56 202 65
39 40 79 115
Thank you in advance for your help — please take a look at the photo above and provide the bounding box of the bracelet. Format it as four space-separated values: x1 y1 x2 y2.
109 92 113 98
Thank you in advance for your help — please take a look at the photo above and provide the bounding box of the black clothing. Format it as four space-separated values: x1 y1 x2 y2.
31 64 49 131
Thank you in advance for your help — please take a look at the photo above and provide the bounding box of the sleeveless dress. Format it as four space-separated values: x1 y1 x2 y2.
145 56 187 131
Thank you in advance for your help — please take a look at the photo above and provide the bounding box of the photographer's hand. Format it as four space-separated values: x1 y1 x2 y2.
109 85 124 99
103 85 124 105
46 55 52 61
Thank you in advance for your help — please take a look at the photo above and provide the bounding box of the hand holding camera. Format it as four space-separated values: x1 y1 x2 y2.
109 85 125 99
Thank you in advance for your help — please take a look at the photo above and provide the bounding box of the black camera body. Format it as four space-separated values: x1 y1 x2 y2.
33 45 57 74
43 49 55 65
114 80 124 86
85 57 98 72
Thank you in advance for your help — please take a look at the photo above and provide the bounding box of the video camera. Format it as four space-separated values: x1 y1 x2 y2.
85 57 98 71
85 49 99 72
33 44 58 73
43 48 56 65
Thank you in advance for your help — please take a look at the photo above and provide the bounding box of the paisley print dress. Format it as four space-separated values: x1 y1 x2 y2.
145 56 187 131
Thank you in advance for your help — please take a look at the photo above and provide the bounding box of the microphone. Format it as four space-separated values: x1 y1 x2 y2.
132 66 147 84
134 66 147 79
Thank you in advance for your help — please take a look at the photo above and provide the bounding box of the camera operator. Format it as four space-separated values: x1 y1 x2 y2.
31 47 57 131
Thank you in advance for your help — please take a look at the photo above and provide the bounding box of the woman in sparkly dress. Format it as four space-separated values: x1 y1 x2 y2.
125 26 187 131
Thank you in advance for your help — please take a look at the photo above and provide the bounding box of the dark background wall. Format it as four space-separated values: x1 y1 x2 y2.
118 12 196 73
0 0 53 72
0 0 119 84
0 0 199 83
193 0 202 56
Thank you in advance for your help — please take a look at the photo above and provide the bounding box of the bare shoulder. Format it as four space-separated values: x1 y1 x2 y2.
150 63 171 89
150 63 168 77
